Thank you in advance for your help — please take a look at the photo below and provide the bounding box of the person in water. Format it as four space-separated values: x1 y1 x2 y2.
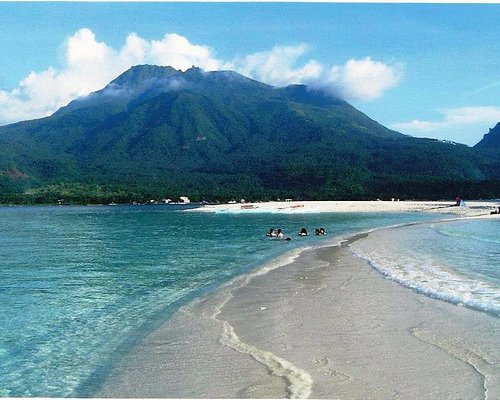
298 228 308 236
267 228 277 237
315 227 326 235
267 228 291 240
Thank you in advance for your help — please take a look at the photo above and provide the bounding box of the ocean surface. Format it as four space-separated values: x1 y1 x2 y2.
0 205 494 397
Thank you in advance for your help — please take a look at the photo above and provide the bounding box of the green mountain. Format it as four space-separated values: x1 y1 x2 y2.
475 122 500 150
0 65 498 204
472 123 500 190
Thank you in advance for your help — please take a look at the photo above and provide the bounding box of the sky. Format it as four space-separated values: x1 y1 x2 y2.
1 2 500 146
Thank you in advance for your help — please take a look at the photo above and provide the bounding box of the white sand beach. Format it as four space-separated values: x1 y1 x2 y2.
194 199 499 217
98 201 500 399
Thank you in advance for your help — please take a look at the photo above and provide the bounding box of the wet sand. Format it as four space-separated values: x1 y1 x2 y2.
98 229 500 399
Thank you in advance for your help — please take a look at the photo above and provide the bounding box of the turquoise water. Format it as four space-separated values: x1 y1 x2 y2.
0 205 444 396
352 217 500 317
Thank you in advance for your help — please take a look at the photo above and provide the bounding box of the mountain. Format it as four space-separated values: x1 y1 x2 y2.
475 122 500 149
0 65 499 204
473 123 500 188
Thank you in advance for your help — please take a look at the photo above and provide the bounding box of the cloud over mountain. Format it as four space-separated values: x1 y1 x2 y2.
229 44 324 87
0 28 403 125
326 57 403 101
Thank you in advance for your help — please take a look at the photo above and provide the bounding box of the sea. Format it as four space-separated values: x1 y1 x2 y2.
351 216 500 317
0 204 497 397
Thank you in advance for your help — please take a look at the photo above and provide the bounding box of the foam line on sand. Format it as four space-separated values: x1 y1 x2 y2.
209 249 315 398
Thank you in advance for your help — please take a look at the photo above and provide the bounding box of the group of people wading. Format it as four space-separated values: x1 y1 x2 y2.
266 227 326 241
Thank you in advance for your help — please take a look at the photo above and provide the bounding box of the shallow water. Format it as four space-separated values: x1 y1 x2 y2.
351 217 500 317
0 205 438 396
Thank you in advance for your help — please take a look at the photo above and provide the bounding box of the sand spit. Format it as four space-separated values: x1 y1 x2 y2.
193 200 499 217
98 201 500 399
98 228 500 399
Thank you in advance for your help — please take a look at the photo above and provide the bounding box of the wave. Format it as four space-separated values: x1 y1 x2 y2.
350 222 500 318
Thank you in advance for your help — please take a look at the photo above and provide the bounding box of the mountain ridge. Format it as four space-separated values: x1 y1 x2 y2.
475 122 500 149
0 65 498 203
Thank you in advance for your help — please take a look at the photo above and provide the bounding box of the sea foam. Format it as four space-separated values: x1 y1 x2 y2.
208 246 314 398
351 219 500 317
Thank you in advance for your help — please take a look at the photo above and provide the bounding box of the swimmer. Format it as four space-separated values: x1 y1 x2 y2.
266 228 277 237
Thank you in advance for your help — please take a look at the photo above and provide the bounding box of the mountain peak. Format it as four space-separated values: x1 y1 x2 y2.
58 65 193 114
184 65 204 74
57 65 271 116
474 122 500 149
110 64 180 85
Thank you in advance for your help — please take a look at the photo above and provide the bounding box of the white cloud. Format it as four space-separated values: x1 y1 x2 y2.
392 106 500 145
149 33 223 71
0 29 223 125
119 33 150 66
230 44 323 87
441 106 500 125
326 57 404 101
0 28 403 125
231 48 402 102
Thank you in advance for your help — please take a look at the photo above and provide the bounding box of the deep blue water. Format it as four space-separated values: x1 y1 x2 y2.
0 205 442 396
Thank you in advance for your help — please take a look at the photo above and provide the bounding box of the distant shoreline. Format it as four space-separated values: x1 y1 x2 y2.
192 199 500 217
1 199 498 217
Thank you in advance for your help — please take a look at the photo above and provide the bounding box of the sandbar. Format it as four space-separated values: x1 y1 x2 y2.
193 199 499 218
98 213 500 398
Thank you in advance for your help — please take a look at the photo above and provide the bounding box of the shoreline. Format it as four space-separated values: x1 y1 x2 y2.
98 214 500 399
192 199 500 217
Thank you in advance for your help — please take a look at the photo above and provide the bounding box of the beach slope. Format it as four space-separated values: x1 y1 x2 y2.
99 225 500 398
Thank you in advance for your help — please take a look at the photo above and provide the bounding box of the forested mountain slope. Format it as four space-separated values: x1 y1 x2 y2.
0 65 498 203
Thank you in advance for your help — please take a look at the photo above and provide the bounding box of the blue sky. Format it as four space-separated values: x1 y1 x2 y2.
1 2 500 146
